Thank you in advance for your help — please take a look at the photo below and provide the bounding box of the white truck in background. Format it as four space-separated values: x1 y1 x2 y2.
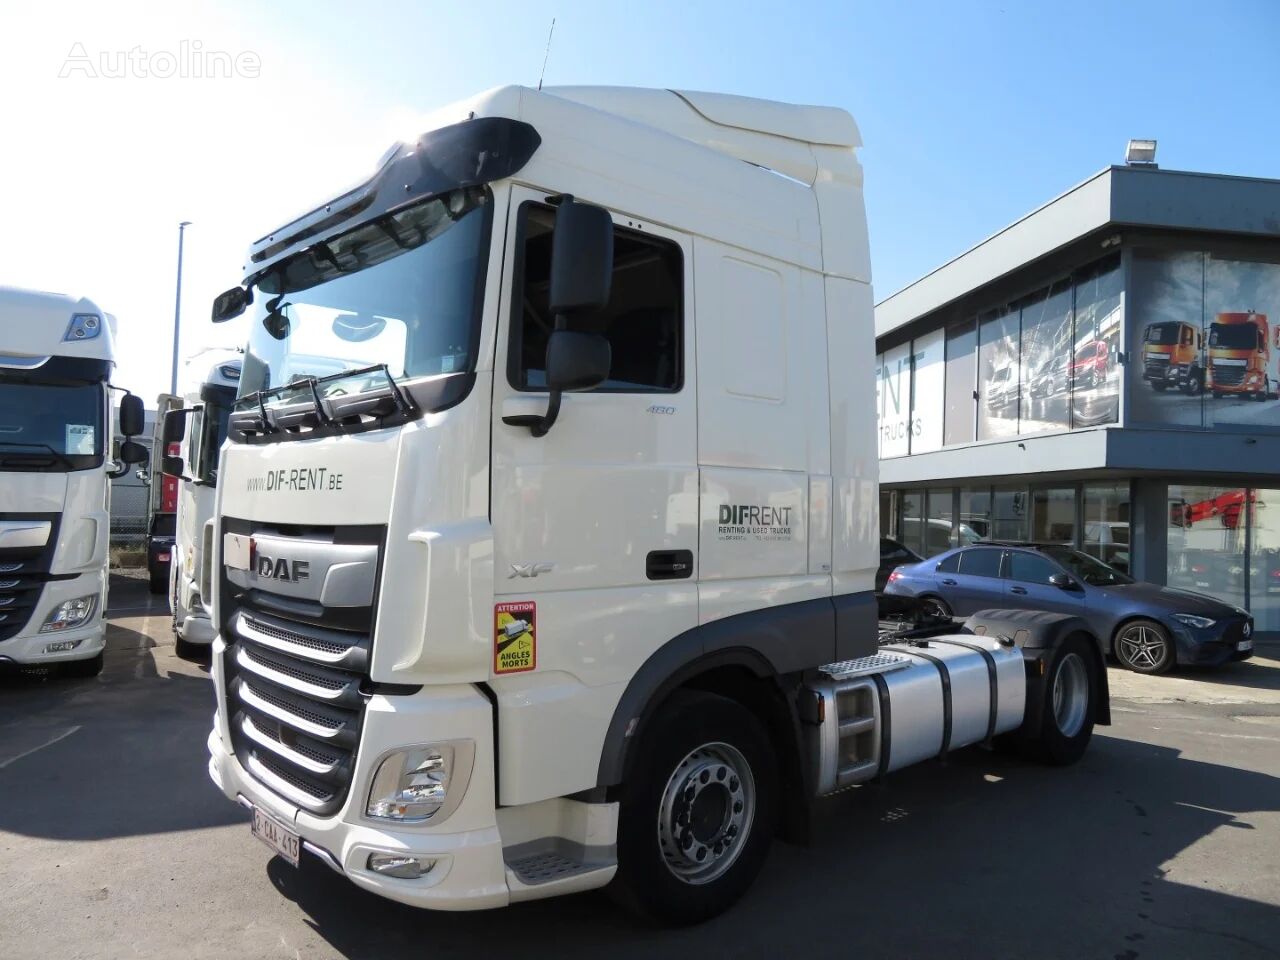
203 86 1110 923
0 286 147 677
160 349 242 658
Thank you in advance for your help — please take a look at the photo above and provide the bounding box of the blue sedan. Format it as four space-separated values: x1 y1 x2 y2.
884 542 1254 674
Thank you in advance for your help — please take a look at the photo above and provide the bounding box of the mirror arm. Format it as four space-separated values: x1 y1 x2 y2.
502 315 567 436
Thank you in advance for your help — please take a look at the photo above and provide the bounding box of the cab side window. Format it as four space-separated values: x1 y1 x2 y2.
509 203 683 393
935 553 960 573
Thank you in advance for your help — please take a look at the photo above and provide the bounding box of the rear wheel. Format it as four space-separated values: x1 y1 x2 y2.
61 651 104 679
1181 371 1203 396
1002 635 1098 765
612 691 778 924
1114 619 1174 674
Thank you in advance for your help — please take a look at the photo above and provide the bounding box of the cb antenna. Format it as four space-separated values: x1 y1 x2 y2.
538 18 556 91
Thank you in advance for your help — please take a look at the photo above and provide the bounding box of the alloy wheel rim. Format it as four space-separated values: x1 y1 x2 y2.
657 741 754 885
1052 652 1089 736
1119 626 1167 670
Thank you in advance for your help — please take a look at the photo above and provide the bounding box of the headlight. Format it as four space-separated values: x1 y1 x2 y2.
367 744 463 822
1172 613 1215 630
40 594 98 633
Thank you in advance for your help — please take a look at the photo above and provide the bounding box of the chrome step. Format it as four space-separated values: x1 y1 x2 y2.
820 652 911 680
504 839 615 887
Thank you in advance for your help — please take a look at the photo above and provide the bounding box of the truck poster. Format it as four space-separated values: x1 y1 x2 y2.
1130 252 1280 428
494 601 536 674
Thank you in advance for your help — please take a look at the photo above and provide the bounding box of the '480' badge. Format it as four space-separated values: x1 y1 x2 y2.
494 601 536 674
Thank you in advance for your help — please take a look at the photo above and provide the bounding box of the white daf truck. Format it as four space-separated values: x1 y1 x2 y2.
203 86 1110 923
160 349 242 657
0 286 147 677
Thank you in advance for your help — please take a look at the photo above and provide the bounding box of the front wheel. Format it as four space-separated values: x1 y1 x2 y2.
612 691 778 925
1114 619 1175 674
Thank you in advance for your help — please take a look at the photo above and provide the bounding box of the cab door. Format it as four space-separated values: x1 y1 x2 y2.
1004 550 1083 615
488 186 699 804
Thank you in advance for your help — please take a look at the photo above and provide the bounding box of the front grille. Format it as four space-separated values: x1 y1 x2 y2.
1144 357 1170 377
220 519 383 816
1212 365 1247 387
0 514 60 643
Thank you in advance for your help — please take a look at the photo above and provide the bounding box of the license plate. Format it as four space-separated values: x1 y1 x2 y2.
1237 639 1254 652
251 807 300 866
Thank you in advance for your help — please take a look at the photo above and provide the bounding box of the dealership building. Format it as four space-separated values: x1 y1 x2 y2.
874 162 1280 638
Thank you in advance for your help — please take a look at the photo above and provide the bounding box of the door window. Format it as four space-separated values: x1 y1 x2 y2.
957 548 1003 578
1008 551 1059 584
508 203 683 393
935 552 960 573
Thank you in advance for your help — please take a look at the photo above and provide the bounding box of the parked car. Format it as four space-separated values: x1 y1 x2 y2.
1071 339 1109 388
884 542 1254 673
877 537 922 592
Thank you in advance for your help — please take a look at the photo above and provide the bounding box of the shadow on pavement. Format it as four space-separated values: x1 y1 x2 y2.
0 619 239 840
1178 648 1280 690
263 734 1280 960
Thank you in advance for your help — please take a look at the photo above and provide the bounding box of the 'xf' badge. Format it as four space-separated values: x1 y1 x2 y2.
508 562 555 579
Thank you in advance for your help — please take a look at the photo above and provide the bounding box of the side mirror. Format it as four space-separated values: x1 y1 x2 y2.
120 440 149 466
1049 572 1079 590
162 408 188 447
162 454 185 478
212 286 252 323
546 331 610 392
119 393 145 437
503 197 615 438
549 198 613 318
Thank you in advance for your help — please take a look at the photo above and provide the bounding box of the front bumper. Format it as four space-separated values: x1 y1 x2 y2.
0 570 106 665
207 640 510 910
1170 618 1255 666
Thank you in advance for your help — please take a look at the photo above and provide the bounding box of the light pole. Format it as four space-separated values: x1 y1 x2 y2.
170 221 192 395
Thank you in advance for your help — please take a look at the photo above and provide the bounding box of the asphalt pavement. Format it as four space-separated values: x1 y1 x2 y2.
1 574 1278 959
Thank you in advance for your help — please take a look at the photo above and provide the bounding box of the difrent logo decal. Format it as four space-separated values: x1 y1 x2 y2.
717 504 795 542
245 468 345 493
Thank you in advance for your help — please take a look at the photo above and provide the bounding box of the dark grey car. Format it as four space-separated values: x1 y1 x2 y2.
884 542 1255 674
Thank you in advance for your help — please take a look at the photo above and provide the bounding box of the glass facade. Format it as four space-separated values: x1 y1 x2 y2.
1083 483 1131 573
1167 485 1247 612
876 254 1120 458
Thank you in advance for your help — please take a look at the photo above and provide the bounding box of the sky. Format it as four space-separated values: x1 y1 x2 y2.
2 0 1278 405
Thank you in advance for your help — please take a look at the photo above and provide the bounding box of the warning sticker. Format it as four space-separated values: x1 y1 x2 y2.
494 601 536 674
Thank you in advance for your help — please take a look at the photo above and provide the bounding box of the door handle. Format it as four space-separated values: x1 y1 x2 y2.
1010 586 1028 595
647 549 694 581
941 578 958 586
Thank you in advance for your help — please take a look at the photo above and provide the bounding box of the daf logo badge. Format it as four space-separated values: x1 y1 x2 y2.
508 562 554 579
256 554 310 583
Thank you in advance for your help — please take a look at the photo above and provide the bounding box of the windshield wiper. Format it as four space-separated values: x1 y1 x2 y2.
0 440 75 469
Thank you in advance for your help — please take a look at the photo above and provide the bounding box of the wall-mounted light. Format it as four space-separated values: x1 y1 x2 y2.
1125 139 1158 167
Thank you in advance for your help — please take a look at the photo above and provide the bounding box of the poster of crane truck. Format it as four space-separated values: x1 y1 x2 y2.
1131 252 1280 427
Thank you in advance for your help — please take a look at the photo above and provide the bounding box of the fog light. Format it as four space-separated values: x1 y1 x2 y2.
44 637 84 653
366 745 455 822
367 853 436 879
40 594 97 633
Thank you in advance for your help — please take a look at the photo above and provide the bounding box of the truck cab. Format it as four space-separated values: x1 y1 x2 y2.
1143 320 1204 394
1209 312 1276 401
204 86 1104 922
0 286 147 676
160 350 242 656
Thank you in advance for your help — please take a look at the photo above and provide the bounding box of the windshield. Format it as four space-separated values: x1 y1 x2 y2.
239 186 492 408
1040 545 1133 586
1209 323 1259 351
0 380 103 470
1145 323 1179 345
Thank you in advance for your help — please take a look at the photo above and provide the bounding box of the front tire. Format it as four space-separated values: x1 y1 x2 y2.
1114 619 1175 674
612 691 778 925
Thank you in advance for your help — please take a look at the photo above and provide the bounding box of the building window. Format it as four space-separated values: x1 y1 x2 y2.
880 489 895 538
900 490 925 556
1019 280 1073 434
1070 256 1121 428
1083 482 1130 573
960 487 992 541
509 203 682 393
991 485 1028 540
923 487 955 556
944 320 977 446
1250 488 1280 632
978 306 1020 440
1166 485 1247 612
1031 486 1076 545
